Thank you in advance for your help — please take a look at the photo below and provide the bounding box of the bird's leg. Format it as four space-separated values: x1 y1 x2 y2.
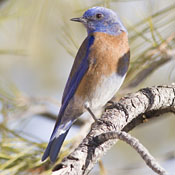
86 107 98 122
84 102 98 122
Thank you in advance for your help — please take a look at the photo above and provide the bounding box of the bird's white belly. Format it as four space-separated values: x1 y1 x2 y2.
90 73 126 110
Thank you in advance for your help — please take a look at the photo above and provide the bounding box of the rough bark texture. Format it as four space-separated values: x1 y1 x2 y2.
52 84 175 175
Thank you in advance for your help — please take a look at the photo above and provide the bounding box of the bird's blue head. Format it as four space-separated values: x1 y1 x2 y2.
71 7 127 36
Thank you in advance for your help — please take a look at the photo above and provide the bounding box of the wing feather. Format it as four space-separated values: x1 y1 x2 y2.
50 34 95 140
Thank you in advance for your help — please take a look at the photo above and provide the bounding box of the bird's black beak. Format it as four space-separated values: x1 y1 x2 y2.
70 17 87 23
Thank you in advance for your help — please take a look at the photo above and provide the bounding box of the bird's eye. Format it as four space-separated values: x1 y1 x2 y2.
96 13 103 19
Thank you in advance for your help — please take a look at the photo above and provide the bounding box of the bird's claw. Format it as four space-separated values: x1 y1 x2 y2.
105 101 129 122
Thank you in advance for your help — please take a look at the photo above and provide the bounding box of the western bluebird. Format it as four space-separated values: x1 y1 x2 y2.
42 6 130 162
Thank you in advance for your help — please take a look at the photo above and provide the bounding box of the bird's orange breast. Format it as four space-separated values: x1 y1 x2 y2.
75 31 130 99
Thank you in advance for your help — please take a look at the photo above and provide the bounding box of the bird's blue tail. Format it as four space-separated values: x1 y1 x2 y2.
42 129 70 162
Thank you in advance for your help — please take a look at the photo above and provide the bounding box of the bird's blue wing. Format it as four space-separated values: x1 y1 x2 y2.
51 34 95 138
61 35 94 105
42 35 95 162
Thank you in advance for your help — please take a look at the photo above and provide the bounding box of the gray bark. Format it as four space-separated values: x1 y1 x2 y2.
52 84 175 175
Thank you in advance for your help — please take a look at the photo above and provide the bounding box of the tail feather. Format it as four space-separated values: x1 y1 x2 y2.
41 140 52 161
42 129 69 162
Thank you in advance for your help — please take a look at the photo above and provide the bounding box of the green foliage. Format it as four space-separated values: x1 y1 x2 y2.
0 124 49 175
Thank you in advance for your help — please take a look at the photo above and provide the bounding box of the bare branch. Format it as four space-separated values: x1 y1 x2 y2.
94 131 167 175
52 84 175 175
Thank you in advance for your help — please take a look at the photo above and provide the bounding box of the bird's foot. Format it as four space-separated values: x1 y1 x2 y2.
105 101 129 122
105 100 118 110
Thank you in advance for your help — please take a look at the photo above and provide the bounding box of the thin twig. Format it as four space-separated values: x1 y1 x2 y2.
94 131 167 175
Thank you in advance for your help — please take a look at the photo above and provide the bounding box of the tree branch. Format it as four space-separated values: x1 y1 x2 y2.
94 131 167 174
52 84 175 175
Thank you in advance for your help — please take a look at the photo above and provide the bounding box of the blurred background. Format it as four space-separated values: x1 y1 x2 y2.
0 0 175 174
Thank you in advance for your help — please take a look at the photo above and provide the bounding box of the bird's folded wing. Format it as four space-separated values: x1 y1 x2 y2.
61 35 94 105
50 35 95 139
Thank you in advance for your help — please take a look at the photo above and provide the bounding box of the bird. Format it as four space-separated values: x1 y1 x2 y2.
42 6 130 163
